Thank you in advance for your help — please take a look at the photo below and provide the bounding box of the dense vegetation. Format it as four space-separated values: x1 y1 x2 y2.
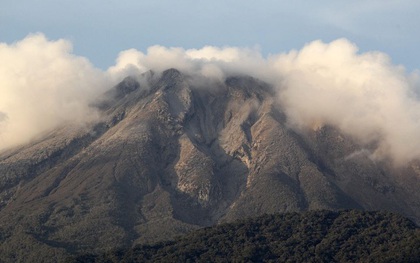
70 210 420 262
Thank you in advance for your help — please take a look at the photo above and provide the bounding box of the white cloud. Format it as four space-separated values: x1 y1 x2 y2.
272 39 420 164
0 33 110 150
108 38 420 164
2 33 420 165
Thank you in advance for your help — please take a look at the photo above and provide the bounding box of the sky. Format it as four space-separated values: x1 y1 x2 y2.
1 0 419 70
1 0 420 165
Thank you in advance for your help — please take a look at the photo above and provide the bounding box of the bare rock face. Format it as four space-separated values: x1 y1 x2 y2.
0 68 419 262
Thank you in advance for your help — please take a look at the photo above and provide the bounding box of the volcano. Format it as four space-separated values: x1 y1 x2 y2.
0 69 419 262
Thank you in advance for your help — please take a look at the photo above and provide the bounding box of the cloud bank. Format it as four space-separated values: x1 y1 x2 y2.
2 33 420 165
273 39 420 164
0 34 110 150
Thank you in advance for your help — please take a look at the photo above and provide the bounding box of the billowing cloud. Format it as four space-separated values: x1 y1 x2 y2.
0 33 110 150
2 34 420 165
106 38 420 165
272 39 420 164
0 112 8 122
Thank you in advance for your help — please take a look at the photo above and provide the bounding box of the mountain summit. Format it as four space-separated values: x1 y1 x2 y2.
0 69 419 261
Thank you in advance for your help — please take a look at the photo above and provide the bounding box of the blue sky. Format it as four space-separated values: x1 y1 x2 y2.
1 0 420 70
2 1 420 162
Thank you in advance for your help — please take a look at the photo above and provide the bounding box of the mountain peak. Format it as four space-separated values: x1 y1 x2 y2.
161 68 184 82
113 76 140 99
0 70 419 261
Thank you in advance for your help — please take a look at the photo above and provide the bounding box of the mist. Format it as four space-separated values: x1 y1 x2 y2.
2 34 420 165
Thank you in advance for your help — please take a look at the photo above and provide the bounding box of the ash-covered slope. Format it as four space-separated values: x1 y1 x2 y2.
0 69 419 262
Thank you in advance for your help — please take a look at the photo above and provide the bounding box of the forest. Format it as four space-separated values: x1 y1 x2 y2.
69 210 420 262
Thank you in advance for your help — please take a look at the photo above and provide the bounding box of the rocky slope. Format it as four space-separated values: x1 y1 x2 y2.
0 68 419 262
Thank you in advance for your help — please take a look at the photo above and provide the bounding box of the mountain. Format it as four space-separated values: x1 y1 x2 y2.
70 210 420 263
0 68 419 262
